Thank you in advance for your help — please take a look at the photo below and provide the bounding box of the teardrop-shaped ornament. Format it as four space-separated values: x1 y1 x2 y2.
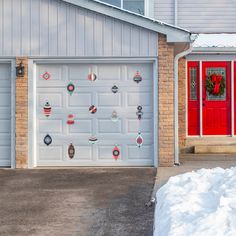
44 134 52 146
112 146 120 160
111 85 119 93
89 136 98 144
68 143 75 159
87 73 97 81
136 132 143 148
67 82 75 96
67 114 75 125
41 71 51 80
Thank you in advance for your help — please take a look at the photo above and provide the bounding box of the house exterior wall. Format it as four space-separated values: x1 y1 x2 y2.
158 34 175 166
0 0 158 57
154 0 236 33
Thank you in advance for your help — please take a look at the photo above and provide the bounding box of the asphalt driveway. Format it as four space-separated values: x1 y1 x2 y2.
0 168 156 236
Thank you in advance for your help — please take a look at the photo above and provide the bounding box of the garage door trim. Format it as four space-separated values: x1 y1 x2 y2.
0 59 16 168
28 58 158 168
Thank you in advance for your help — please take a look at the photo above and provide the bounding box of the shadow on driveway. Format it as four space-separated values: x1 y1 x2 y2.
0 168 156 236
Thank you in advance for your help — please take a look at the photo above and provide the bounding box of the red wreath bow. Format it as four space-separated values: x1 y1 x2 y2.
211 74 223 95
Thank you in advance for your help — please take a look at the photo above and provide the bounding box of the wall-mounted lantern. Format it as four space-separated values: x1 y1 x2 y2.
16 61 25 77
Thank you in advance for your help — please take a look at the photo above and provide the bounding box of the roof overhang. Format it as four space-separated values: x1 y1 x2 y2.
63 0 191 43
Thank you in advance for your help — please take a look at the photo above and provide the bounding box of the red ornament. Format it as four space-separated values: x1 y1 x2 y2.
136 132 143 148
41 72 51 80
89 105 97 114
112 146 120 160
67 114 75 125
43 102 51 117
88 73 97 81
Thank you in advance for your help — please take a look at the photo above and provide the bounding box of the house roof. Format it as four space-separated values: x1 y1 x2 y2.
193 34 236 53
62 0 191 43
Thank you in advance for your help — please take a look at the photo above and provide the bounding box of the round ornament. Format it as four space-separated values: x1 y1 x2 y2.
67 114 75 125
136 106 143 120
111 85 119 93
111 111 118 122
43 102 52 117
41 72 51 81
136 131 143 148
89 105 97 114
68 143 75 159
89 136 98 144
206 73 225 96
44 134 52 146
112 146 120 160
88 73 97 81
67 82 75 96
133 71 142 84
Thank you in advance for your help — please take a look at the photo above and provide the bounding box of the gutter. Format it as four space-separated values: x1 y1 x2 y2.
174 42 194 165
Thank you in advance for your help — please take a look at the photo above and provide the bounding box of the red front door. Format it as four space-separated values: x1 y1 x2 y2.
202 62 231 135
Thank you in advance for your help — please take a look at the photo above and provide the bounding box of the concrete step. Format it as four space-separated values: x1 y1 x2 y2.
180 154 236 162
194 145 236 154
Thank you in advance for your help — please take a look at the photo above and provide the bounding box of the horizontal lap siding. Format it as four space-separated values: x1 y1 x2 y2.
154 0 236 33
0 0 158 57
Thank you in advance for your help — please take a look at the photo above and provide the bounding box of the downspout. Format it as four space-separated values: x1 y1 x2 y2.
174 43 193 165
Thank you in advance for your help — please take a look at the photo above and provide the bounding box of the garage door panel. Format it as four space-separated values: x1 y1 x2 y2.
127 119 152 133
36 62 154 166
0 93 11 107
0 120 11 133
38 92 63 108
0 64 11 79
39 120 63 133
39 146 63 161
37 65 63 82
97 119 122 133
97 65 121 80
97 92 121 107
127 145 153 160
69 119 92 134
127 92 152 106
0 146 11 160
68 92 92 107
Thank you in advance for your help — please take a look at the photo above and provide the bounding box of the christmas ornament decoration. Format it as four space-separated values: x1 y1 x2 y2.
206 73 225 96
89 105 97 114
111 110 118 122
43 102 52 117
67 114 75 125
136 106 143 120
44 134 52 146
111 85 119 93
89 136 98 144
41 72 51 80
136 131 143 148
133 71 142 83
68 143 75 159
67 82 75 96
112 146 120 160
88 73 97 81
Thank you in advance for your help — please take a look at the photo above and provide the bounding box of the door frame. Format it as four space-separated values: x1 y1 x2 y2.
186 60 235 137
28 58 158 168
0 59 16 168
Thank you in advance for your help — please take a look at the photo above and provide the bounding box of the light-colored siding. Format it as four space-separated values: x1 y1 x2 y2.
0 0 158 57
154 0 236 33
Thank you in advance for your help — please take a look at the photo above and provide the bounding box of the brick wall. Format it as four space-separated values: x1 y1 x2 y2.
178 57 187 150
158 34 175 167
15 58 28 168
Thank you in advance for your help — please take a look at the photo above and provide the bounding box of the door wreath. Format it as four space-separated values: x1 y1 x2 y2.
206 73 225 96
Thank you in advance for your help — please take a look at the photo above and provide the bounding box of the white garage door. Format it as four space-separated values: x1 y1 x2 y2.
36 62 155 166
0 63 12 167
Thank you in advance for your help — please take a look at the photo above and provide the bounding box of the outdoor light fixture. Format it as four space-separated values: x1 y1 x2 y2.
16 61 25 77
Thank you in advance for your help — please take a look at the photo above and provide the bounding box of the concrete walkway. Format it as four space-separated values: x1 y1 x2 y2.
0 168 156 236
155 154 236 191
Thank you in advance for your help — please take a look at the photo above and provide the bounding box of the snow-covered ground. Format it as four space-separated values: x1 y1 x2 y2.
154 167 236 236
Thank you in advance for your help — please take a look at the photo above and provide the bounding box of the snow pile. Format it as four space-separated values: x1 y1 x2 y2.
154 167 236 236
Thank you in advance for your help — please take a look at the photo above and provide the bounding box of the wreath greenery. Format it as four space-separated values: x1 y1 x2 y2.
206 73 225 96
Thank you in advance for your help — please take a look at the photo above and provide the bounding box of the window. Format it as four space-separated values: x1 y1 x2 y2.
99 0 145 15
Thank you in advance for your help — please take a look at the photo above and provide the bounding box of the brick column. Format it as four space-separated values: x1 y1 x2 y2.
16 57 28 168
178 57 187 151
158 34 175 167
